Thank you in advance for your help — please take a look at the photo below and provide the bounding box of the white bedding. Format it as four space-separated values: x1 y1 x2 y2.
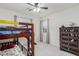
0 45 25 56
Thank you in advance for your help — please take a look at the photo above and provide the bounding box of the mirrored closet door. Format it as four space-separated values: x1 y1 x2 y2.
40 19 50 44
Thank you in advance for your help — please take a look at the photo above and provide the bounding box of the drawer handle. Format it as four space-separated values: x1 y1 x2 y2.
71 39 74 42
71 33 73 36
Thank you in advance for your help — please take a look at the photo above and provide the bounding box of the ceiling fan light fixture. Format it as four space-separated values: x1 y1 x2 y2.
33 7 40 12
33 8 37 12
37 8 40 12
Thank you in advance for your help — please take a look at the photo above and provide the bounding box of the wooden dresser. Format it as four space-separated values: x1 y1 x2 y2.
60 26 79 55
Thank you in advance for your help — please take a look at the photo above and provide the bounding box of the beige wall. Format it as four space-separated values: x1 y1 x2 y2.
32 18 40 42
40 6 79 48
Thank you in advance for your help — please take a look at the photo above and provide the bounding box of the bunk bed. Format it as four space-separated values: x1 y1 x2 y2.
0 22 34 56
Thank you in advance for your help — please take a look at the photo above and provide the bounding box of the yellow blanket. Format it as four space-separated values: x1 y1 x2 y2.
0 20 19 25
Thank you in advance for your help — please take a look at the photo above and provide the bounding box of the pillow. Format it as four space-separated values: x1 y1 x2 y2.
0 44 15 51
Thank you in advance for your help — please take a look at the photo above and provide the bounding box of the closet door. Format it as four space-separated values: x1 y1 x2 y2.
40 19 50 44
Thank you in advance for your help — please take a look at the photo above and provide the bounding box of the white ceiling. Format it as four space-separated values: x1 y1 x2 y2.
0 3 79 18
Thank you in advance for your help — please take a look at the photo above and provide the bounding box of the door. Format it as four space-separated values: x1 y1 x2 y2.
40 19 50 44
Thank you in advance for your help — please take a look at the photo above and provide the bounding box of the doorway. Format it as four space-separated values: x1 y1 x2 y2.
40 19 50 44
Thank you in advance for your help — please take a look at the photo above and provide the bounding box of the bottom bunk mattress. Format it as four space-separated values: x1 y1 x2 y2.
0 45 25 56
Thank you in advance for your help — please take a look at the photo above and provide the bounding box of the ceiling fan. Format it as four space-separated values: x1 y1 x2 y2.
27 3 48 12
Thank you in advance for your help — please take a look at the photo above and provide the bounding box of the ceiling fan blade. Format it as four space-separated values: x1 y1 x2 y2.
40 7 48 9
27 3 35 7
28 9 33 11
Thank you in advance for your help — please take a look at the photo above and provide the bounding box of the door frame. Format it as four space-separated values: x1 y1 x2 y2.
40 19 50 44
